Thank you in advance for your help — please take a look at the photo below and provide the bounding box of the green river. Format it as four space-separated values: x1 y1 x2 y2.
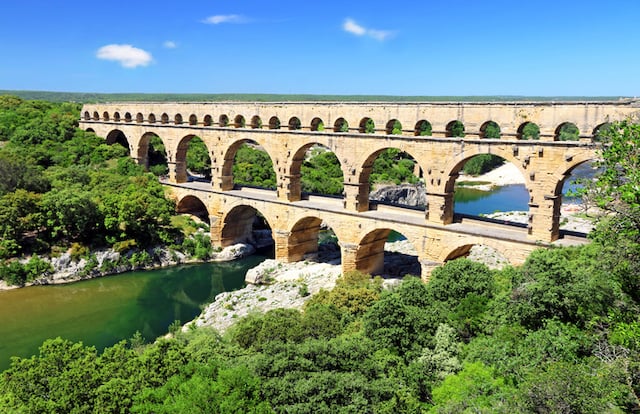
0 255 266 371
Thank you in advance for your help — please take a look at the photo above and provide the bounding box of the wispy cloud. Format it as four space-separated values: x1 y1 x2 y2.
202 14 248 24
343 18 393 41
96 44 153 68
163 40 177 49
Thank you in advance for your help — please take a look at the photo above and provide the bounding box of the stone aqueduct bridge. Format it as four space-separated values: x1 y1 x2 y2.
80 101 640 279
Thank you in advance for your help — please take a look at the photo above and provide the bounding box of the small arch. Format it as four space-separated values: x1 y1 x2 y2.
203 115 213 126
269 116 281 129
176 195 210 225
219 114 229 127
113 112 121 122
310 117 324 131
359 117 375 133
220 205 273 248
136 113 144 123
446 120 465 137
592 122 612 142
189 114 198 125
555 122 580 141
148 113 156 123
517 122 540 140
480 121 501 138
288 117 301 130
83 111 90 120
124 112 132 122
386 119 402 135
333 117 349 133
234 115 246 128
251 115 262 129
415 120 432 136
174 114 183 125
161 113 169 124
92 111 99 121
103 111 110 121
86 128 95 133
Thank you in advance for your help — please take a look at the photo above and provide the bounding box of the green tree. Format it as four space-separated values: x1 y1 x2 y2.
557 122 580 141
520 122 540 140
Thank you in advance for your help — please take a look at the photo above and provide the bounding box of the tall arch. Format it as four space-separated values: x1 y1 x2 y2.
220 139 277 191
288 143 344 200
174 134 212 183
138 131 167 175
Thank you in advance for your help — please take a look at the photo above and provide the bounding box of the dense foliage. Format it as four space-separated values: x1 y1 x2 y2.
0 96 190 284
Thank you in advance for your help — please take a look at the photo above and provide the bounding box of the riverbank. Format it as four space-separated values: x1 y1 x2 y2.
458 162 525 190
0 242 257 291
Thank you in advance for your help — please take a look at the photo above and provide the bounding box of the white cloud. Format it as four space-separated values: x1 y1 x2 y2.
203 14 247 24
96 44 153 68
343 18 393 41
163 40 177 49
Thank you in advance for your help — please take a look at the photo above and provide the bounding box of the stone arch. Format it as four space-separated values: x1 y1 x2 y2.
359 117 375 133
218 204 274 247
176 194 210 224
251 115 262 129
148 113 156 123
446 120 465 137
189 114 198 125
174 134 213 183
288 116 301 130
234 115 246 128
386 119 402 135
479 121 501 138
269 116 281 129
219 114 229 127
415 120 432 136
83 111 90 120
138 131 167 174
288 142 344 200
221 138 277 190
103 111 110 121
286 216 324 262
92 111 99 121
105 129 130 154
85 127 95 133
310 117 324 131
550 151 598 197
333 117 349 133
355 228 421 277
174 114 183 125
161 113 169 124
517 122 540 140
113 112 121 122
555 122 580 141
136 112 144 123
123 112 131 122
203 115 213 126
592 122 612 142
439 241 512 266
357 147 423 209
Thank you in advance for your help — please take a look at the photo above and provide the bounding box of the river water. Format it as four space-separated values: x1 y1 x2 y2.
0 255 266 371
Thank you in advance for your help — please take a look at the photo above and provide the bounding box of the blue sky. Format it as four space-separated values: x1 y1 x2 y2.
0 0 638 96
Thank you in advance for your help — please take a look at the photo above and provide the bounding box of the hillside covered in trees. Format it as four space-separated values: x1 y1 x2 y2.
1 95 640 412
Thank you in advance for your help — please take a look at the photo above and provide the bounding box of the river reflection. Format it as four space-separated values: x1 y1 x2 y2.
0 255 266 371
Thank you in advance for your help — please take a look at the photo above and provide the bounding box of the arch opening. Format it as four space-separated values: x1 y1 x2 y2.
359 117 375 134
105 129 130 154
517 122 540 140
365 148 423 209
234 115 246 128
446 120 465 137
139 132 168 176
356 229 420 278
444 244 510 270
220 205 274 254
251 115 262 129
219 114 229 127
103 111 110 121
386 119 402 135
176 135 212 182
124 112 132 122
203 115 213 127
310 117 324 131
415 120 432 136
555 122 580 141
92 111 99 121
83 111 90 120
189 114 198 126
174 114 183 125
176 195 210 226
161 113 169 124
452 154 529 226
288 117 301 130
480 121 501 139
553 160 601 234
333 117 349 133
288 217 341 265
592 122 613 142
269 116 281 129
226 140 276 190
136 113 144 123
148 113 156 123
291 143 344 198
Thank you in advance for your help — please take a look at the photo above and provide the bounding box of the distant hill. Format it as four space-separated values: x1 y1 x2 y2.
0 90 631 103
